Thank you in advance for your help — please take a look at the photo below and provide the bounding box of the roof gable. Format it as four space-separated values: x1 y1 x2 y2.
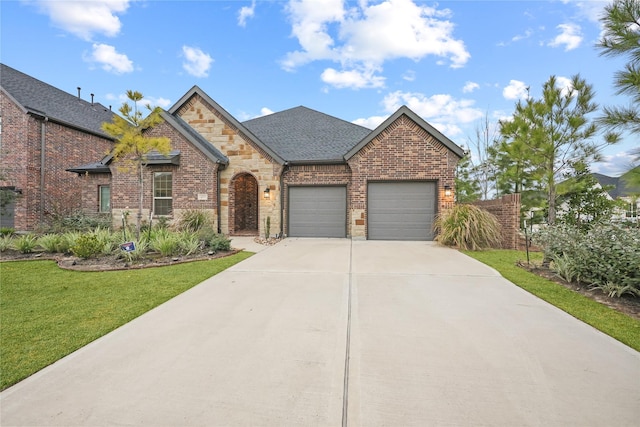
242 106 371 163
345 105 465 160
169 86 284 164
1 63 115 138
161 112 229 165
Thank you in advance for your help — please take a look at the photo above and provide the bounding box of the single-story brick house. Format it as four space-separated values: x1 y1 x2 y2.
0 63 115 230
72 86 464 240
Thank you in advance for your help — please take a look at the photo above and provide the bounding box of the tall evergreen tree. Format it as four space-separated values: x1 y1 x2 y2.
497 75 616 224
597 0 640 135
102 91 171 239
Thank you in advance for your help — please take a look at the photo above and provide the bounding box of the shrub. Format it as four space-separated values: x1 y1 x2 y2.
0 227 15 237
71 234 103 259
178 231 201 256
0 235 12 252
59 231 82 254
49 212 112 233
37 234 63 253
149 230 180 257
534 223 640 297
119 238 149 263
178 209 211 232
90 227 118 255
12 234 38 254
209 234 231 252
434 204 501 250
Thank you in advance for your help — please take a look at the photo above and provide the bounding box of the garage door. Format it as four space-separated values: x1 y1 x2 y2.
368 182 436 240
288 186 347 238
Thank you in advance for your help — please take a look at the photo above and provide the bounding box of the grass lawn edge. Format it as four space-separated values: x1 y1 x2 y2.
462 249 640 352
0 251 254 391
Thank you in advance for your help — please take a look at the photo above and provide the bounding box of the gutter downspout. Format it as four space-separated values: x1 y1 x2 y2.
216 162 224 234
39 118 48 223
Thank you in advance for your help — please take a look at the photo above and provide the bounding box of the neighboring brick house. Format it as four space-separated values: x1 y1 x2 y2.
74 86 463 240
0 64 115 230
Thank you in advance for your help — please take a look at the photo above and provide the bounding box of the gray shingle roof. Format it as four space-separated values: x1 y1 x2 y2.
593 167 640 199
242 106 372 163
1 63 115 138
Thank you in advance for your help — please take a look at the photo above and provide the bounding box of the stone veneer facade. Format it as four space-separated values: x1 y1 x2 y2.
174 94 282 236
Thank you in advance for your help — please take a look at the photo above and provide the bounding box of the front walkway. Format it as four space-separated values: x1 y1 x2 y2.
2 239 639 426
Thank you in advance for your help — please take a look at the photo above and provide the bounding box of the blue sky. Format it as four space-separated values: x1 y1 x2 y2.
2 0 637 176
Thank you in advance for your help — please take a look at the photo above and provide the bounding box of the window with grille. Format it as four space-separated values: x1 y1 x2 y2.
153 172 173 216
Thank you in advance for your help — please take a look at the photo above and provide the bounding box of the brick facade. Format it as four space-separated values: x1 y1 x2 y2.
78 173 111 214
472 193 521 249
347 115 457 238
1 91 113 230
110 119 221 229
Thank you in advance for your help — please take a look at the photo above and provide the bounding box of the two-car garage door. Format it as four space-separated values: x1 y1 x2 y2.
368 182 436 241
287 182 437 240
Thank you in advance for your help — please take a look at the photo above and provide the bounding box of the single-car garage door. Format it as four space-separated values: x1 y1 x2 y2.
288 186 347 238
368 182 437 240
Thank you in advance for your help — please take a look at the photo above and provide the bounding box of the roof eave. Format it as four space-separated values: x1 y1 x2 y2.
286 159 347 166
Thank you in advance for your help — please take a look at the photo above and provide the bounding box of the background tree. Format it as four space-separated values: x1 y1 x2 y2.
597 0 640 136
556 161 619 230
466 112 499 200
102 90 170 239
497 75 616 225
454 153 480 203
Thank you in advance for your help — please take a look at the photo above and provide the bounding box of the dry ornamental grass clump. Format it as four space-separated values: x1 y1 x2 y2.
434 204 501 251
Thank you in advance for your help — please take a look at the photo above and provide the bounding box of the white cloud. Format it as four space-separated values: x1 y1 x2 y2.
31 0 130 40
555 76 574 97
105 93 171 110
238 0 256 27
321 66 385 89
462 81 479 93
402 70 416 82
512 28 533 42
352 115 386 129
571 1 608 24
593 150 638 176
353 90 483 137
259 107 274 116
549 23 583 51
503 80 529 100
86 43 133 74
182 46 213 78
283 0 469 89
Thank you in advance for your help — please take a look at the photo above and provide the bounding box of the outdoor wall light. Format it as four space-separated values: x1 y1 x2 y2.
263 186 270 199
444 185 452 197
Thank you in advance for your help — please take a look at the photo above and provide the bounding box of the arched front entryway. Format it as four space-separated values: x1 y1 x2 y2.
231 173 259 235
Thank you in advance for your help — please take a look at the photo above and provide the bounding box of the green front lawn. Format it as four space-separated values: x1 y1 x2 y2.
0 252 252 390
464 250 640 352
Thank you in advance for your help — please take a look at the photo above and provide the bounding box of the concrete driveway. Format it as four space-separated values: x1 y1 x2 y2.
1 239 639 426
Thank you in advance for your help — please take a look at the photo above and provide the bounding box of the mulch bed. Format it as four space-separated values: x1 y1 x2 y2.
0 248 243 272
518 261 640 320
